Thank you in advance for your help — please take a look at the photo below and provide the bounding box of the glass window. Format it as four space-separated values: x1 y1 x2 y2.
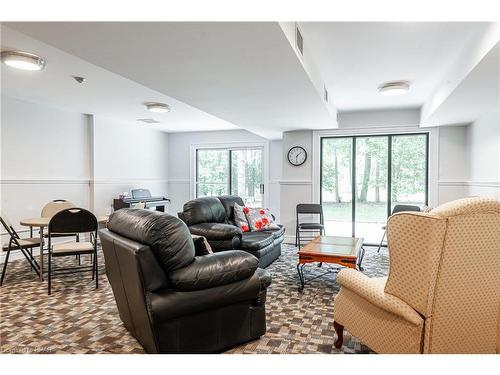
320 133 428 244
196 147 264 207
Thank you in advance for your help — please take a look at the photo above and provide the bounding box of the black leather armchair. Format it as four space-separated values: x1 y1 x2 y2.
99 208 271 353
178 195 284 268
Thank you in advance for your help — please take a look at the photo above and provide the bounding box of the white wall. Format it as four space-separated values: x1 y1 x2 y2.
92 117 169 215
1 96 91 239
436 125 473 202
279 130 313 239
436 111 500 201
278 111 472 242
339 108 420 129
167 129 281 217
466 107 500 197
1 97 170 259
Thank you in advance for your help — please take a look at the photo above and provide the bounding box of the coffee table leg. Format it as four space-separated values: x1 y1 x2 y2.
297 263 305 292
357 246 366 271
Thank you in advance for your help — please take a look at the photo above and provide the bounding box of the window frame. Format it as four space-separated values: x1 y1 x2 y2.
190 142 269 208
319 132 429 238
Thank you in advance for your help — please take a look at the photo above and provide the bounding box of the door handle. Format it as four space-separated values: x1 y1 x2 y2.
260 184 264 194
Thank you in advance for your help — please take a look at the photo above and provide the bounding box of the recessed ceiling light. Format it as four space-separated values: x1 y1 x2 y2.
378 81 410 96
1 50 46 71
72 76 86 84
145 102 170 113
137 118 160 124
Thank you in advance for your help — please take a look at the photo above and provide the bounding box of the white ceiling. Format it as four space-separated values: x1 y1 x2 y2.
299 22 491 112
0 25 238 133
2 22 497 138
5 22 337 139
422 42 499 127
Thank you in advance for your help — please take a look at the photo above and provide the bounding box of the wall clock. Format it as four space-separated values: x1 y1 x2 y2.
287 146 307 166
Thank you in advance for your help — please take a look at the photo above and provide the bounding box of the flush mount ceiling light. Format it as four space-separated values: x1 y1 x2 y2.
145 102 171 113
1 50 46 71
378 81 410 96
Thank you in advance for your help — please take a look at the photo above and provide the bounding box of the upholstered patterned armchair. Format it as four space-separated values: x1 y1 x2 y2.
333 197 500 353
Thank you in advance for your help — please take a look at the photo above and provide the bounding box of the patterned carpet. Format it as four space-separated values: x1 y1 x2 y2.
0 244 389 354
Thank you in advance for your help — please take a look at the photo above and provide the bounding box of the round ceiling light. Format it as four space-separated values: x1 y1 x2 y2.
378 81 410 96
146 102 171 113
1 50 46 71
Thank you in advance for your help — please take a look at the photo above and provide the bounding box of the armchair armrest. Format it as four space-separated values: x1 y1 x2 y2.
188 222 242 240
169 250 258 291
337 268 423 326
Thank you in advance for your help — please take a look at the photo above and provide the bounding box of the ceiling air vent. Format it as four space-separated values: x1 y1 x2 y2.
136 118 160 124
295 25 304 56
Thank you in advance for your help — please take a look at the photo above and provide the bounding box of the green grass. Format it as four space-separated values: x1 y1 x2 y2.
323 201 421 223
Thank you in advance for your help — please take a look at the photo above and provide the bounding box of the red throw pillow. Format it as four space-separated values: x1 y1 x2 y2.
244 207 279 231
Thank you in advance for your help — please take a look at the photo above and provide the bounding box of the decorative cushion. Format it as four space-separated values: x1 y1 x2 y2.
191 234 213 256
233 203 250 232
244 207 279 231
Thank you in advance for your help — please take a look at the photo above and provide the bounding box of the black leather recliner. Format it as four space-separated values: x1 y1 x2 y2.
178 195 284 268
99 208 271 353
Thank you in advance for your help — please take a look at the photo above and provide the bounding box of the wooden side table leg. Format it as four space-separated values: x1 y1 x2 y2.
334 321 344 349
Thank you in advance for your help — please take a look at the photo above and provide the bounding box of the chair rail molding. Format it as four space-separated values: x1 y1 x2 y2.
438 180 500 187
278 180 313 185
0 178 169 185
0 178 90 185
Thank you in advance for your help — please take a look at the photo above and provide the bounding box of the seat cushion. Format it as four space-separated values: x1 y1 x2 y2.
240 232 274 251
2 237 41 250
262 224 285 239
298 222 324 230
52 241 94 254
334 287 423 353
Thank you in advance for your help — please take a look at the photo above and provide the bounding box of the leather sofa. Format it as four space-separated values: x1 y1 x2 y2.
178 195 284 268
99 208 272 353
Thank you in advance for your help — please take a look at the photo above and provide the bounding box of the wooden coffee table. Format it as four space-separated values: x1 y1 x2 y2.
296 235 365 291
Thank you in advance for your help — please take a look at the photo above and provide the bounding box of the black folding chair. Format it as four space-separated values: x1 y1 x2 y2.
48 208 98 295
296 203 325 249
377 204 421 253
1 215 41 285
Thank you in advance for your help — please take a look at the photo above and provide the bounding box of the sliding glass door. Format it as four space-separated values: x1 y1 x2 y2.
390 134 428 211
196 147 264 207
354 137 389 243
321 138 353 237
320 133 428 244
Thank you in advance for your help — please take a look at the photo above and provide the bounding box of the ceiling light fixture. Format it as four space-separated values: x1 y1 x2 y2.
1 50 46 71
145 102 170 113
72 76 86 84
378 81 410 96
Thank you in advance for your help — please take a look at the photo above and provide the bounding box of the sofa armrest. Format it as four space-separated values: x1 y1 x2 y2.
169 250 258 291
337 268 423 326
189 222 242 240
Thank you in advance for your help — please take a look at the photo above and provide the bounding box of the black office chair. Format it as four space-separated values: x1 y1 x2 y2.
296 203 325 249
48 208 98 295
377 204 421 253
1 215 41 285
